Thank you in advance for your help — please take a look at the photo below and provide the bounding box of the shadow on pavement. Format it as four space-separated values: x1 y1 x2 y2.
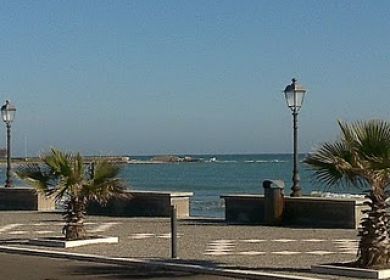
224 265 311 274
0 238 29 245
152 258 222 267
71 265 197 279
69 260 227 280
180 218 228 226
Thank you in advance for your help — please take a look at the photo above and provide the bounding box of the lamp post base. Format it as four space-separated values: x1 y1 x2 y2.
290 187 302 197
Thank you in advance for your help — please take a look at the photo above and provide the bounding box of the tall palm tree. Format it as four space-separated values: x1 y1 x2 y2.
17 148 127 241
304 120 390 268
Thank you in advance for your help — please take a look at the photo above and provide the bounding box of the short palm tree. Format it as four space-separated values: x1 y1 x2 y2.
17 148 127 241
304 120 390 268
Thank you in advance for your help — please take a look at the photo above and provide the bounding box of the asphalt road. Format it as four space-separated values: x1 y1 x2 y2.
1 252 243 280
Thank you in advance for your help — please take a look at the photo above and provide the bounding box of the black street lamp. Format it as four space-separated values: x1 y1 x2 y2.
283 79 307 197
1 100 16 188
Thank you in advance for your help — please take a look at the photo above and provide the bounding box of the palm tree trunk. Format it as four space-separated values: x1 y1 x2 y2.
63 198 87 241
357 189 390 267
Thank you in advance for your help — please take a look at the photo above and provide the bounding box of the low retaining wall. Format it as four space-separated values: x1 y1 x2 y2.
0 187 56 211
87 190 193 219
222 195 265 224
221 194 367 229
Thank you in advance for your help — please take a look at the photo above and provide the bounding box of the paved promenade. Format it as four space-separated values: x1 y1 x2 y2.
0 212 359 279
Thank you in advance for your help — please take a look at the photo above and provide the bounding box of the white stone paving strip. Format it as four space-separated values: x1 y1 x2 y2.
31 222 97 226
340 251 357 255
238 251 266 255
207 246 235 250
129 233 155 239
333 239 357 242
89 222 120 233
240 239 267 243
272 251 301 255
158 233 171 238
157 233 183 238
8 231 28 235
1 222 117 235
306 251 334 255
31 223 59 226
205 240 236 256
209 240 235 244
204 251 230 256
128 233 183 239
36 230 55 235
0 224 23 233
334 240 358 255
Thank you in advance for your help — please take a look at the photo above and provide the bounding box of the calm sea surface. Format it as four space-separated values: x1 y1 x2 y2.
5 154 362 218
119 154 360 218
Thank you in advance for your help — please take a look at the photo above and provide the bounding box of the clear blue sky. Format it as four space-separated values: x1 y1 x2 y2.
0 1 389 156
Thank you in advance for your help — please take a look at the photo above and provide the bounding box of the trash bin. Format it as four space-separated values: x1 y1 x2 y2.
263 180 285 225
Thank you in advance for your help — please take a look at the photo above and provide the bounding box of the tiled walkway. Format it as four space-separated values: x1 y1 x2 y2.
0 221 358 258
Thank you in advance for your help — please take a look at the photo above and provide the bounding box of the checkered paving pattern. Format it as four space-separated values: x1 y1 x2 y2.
203 238 358 257
204 239 235 256
0 222 120 236
0 222 359 259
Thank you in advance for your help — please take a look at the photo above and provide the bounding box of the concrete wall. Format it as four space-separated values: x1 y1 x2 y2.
87 190 193 219
283 196 365 228
0 187 56 211
223 195 265 224
221 194 367 229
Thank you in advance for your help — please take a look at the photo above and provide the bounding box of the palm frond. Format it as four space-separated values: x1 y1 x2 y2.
306 120 390 191
304 141 362 187
14 148 128 241
93 161 121 185
16 163 55 194
353 120 390 159
338 120 357 148
81 179 127 205
304 120 390 267
43 148 72 177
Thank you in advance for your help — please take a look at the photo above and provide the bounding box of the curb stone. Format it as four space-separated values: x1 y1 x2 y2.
0 245 327 280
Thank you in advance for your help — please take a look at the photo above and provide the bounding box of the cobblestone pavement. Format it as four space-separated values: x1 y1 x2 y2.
0 212 360 279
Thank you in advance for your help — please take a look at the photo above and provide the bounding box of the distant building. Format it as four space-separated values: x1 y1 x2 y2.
0 148 6 158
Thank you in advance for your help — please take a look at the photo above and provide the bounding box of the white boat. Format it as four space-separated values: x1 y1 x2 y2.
209 157 217 162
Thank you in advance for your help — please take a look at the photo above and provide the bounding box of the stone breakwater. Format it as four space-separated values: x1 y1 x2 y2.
5 156 131 165
7 155 201 165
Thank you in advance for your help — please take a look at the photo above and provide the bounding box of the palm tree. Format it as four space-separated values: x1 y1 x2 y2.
17 148 128 241
304 120 390 268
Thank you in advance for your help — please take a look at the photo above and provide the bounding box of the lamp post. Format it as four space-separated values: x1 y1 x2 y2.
1 100 16 188
283 79 307 197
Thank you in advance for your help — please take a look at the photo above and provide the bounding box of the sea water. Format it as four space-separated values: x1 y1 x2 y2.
6 154 362 218
120 154 361 218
